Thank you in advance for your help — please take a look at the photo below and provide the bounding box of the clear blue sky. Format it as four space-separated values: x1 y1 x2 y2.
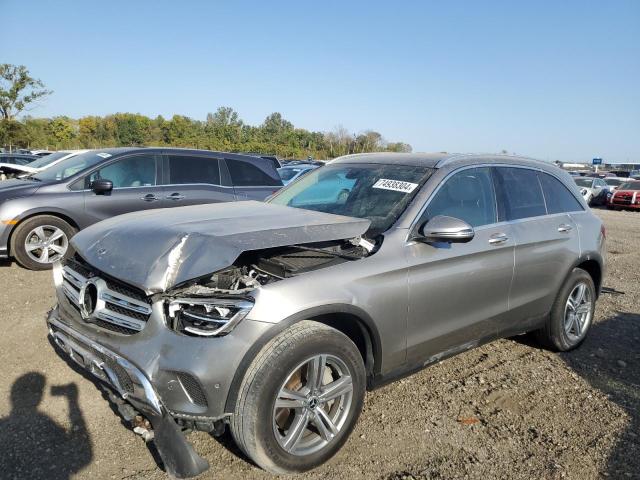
3 0 639 163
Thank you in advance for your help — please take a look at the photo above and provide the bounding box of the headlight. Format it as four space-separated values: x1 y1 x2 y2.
167 298 254 337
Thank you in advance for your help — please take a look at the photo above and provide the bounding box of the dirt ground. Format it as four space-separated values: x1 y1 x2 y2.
0 208 638 480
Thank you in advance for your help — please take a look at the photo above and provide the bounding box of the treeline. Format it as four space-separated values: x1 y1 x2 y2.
0 107 412 159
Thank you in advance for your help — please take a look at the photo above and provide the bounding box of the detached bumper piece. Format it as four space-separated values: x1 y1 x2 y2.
47 310 210 478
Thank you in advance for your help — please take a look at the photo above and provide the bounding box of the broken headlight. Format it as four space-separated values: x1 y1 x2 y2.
167 298 254 337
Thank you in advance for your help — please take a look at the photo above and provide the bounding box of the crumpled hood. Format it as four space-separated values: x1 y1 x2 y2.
72 201 370 294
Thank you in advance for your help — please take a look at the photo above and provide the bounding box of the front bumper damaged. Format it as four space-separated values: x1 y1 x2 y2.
47 310 209 478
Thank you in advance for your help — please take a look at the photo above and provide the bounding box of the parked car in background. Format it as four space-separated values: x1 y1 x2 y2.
277 163 319 185
0 148 282 270
608 180 640 210
46 153 604 478
0 150 89 179
0 153 39 179
573 177 609 205
30 149 54 157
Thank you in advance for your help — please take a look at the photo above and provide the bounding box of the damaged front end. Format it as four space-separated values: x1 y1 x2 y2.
163 237 374 338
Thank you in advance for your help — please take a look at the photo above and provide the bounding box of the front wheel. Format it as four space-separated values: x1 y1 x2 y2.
231 321 366 474
10 215 76 270
535 268 596 351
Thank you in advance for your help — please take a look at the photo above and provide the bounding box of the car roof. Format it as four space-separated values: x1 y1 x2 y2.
89 146 273 160
330 152 550 170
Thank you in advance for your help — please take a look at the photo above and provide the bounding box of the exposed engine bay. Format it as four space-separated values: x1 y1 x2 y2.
168 238 374 298
162 238 374 337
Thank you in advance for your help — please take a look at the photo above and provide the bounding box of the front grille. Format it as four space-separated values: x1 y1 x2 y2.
60 257 152 335
174 371 208 407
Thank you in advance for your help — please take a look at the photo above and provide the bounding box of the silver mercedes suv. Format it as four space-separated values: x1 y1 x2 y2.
46 153 605 477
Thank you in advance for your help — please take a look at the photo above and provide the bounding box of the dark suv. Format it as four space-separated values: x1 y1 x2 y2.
0 148 282 270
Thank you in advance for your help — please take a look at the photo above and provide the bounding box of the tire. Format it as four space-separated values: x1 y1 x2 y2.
10 215 76 270
535 268 596 351
231 320 366 474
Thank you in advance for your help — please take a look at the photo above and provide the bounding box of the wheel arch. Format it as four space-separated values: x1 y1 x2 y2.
7 209 80 256
574 257 603 297
224 304 382 414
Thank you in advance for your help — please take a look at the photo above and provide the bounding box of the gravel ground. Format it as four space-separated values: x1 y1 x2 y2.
0 208 638 480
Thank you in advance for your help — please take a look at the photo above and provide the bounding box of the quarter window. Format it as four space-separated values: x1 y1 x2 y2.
87 155 157 189
421 167 497 227
537 172 583 214
227 159 282 187
493 167 546 220
168 155 220 185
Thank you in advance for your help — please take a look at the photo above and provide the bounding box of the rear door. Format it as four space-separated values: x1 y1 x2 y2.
225 157 283 200
83 153 165 223
163 153 236 206
406 167 515 364
493 167 582 335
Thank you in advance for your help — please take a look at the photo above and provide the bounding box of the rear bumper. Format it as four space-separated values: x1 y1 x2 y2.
609 201 640 209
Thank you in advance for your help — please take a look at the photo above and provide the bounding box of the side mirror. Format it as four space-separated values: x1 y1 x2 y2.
91 179 113 195
414 215 475 243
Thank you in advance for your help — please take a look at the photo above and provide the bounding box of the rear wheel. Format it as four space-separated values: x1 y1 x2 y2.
11 215 76 270
231 321 366 474
535 268 596 351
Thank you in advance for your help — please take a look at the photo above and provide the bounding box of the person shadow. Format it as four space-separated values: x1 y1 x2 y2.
0 372 93 480
560 311 640 478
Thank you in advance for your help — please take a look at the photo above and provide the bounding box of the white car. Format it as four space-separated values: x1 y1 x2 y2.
0 150 89 180
573 177 608 206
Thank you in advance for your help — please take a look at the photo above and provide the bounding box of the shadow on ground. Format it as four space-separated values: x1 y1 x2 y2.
0 372 93 479
561 311 640 478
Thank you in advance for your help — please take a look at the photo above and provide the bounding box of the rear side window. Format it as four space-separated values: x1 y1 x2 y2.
538 172 583 214
168 155 220 185
227 158 282 187
494 167 546 220
422 167 497 227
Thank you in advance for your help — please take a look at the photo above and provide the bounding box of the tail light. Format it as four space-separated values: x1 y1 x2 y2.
600 224 606 239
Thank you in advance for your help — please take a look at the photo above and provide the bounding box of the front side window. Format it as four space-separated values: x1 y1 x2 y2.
227 159 282 187
421 167 497 228
494 167 546 220
538 172 583 214
269 163 432 236
168 155 220 185
87 155 157 189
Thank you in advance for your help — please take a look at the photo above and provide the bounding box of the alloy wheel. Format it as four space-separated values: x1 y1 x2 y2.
563 282 592 342
272 354 354 456
24 225 69 264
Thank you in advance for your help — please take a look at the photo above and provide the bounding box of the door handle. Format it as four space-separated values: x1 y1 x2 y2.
141 194 158 202
488 233 509 245
558 224 573 233
166 193 185 200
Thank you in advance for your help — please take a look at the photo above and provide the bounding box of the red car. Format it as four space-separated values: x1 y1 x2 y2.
608 180 640 210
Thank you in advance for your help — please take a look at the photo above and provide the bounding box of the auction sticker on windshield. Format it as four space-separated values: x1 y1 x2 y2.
372 178 418 193
96 152 112 159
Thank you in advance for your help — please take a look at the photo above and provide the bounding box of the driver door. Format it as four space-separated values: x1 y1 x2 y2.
405 167 515 364
83 153 165 224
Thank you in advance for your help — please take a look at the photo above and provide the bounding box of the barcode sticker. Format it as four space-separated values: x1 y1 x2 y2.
372 178 418 193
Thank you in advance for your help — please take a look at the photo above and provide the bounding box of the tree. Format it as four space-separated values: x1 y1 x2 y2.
0 64 52 120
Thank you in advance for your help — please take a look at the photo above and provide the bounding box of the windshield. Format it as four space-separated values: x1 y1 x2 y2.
605 178 624 186
619 182 640 191
574 178 593 188
26 151 75 169
269 163 432 236
33 151 111 182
